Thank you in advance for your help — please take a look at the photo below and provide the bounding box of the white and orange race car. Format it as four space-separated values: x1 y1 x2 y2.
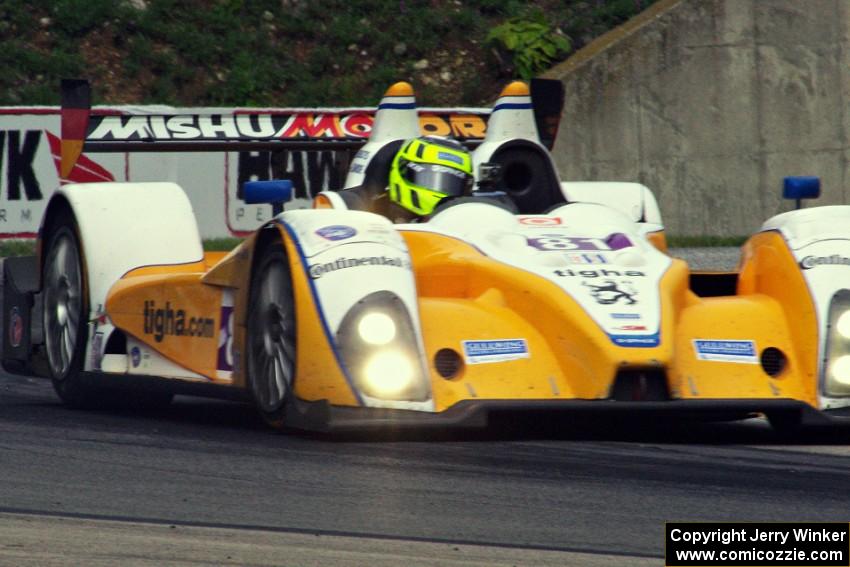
1 79 847 432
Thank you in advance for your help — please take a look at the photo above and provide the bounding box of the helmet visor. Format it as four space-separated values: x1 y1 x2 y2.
401 162 472 197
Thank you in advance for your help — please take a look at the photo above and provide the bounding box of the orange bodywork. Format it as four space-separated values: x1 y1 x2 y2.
101 226 821 412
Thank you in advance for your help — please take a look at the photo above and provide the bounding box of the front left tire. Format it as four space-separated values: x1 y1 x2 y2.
42 212 93 407
246 241 297 428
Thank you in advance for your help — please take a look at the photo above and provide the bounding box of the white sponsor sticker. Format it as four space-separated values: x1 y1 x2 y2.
693 339 758 364
462 339 529 364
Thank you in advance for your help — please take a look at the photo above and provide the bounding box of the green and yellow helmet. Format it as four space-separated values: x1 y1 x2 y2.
388 136 474 216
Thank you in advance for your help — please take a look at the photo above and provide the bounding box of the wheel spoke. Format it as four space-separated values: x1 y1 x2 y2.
273 346 288 390
66 302 79 331
270 356 283 404
261 355 274 406
60 327 71 372
280 336 295 362
43 227 86 381
55 239 68 273
277 343 292 388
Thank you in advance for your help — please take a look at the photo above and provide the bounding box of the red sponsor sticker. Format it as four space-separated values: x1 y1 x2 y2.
616 324 647 331
8 307 22 348
519 216 562 226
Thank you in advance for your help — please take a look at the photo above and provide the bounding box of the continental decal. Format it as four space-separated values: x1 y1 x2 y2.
308 256 408 279
86 112 489 141
143 300 215 342
799 255 850 269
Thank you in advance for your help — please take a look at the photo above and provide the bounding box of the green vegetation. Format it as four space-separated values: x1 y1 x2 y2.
203 237 243 251
0 235 747 259
488 13 570 80
1 0 657 107
666 235 747 248
0 238 245 257
0 240 36 257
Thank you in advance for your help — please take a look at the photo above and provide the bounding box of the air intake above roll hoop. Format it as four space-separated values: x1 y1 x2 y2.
485 81 541 144
369 81 420 144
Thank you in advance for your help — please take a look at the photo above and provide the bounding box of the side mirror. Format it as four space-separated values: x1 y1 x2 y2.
783 176 820 210
477 162 503 190
243 180 293 215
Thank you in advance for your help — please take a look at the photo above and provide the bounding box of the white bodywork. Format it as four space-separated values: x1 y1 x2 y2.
278 209 433 411
561 182 663 226
471 87 543 171
57 182 203 374
343 89 419 189
761 205 850 409
406 202 672 347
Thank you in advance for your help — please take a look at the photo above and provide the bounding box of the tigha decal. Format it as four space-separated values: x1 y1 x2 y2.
554 268 645 278
143 301 215 342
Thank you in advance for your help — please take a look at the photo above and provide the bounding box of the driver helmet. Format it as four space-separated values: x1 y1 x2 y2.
388 136 473 216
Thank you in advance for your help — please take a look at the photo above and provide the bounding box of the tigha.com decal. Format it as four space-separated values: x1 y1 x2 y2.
143 301 215 342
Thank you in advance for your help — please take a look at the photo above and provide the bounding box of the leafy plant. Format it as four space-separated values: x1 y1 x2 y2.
487 14 571 80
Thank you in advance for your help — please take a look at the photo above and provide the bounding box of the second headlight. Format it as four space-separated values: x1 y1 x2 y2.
336 290 430 402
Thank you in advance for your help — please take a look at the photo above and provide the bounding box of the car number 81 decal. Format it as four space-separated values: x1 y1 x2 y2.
526 234 632 252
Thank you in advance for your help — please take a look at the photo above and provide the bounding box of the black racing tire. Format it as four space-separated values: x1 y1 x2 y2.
42 210 97 408
246 241 297 428
43 211 176 410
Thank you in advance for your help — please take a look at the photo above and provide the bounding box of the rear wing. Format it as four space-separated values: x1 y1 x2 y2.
60 79 484 177
60 78 563 180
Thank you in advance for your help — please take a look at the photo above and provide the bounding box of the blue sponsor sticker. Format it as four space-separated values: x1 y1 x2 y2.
565 253 609 265
315 225 357 241
693 339 757 363
611 313 641 320
130 346 141 368
437 151 464 165
610 333 660 348
462 339 529 364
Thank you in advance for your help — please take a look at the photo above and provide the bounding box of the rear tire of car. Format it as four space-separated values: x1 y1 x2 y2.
42 211 97 407
247 241 297 429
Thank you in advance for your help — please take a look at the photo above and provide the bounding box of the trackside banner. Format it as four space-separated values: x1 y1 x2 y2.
0 106 489 238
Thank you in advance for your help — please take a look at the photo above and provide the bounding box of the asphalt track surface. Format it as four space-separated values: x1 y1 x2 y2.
3 247 850 566
3 373 850 566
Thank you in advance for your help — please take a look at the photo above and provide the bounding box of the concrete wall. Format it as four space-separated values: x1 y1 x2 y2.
546 0 850 236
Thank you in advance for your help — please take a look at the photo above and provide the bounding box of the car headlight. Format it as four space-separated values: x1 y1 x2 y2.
362 351 415 397
824 290 850 396
336 290 430 402
358 312 397 345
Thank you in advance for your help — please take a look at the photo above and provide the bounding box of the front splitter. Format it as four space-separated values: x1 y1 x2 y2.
284 397 836 433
